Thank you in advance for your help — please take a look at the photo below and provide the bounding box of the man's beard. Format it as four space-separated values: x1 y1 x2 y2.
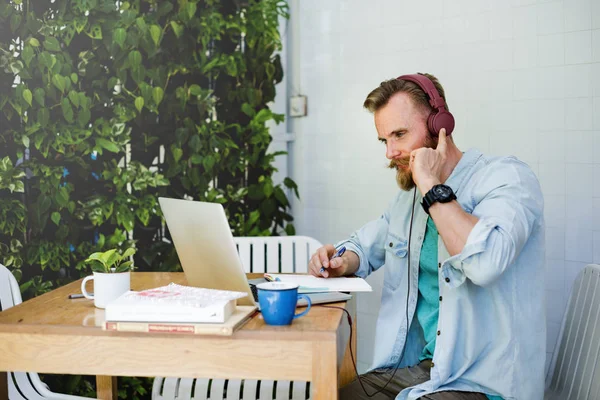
388 134 437 191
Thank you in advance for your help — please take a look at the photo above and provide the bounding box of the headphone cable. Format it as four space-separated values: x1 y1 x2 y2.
322 186 418 398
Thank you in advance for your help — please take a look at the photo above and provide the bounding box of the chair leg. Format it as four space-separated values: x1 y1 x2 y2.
0 373 7 400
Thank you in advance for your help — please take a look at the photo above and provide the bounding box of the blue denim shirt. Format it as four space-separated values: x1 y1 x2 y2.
337 149 546 400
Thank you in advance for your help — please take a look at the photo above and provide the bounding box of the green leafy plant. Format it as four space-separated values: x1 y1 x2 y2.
85 247 136 273
0 0 292 397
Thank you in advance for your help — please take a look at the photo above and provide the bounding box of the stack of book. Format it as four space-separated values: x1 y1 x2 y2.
103 283 257 336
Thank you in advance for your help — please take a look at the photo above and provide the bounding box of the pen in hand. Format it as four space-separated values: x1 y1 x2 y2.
320 246 346 276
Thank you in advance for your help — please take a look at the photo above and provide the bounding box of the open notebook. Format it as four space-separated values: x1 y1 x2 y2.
265 274 372 294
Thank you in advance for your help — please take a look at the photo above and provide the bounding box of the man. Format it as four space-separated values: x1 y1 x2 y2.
309 73 545 400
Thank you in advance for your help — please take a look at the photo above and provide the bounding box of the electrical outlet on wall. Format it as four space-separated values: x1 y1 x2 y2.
289 95 307 117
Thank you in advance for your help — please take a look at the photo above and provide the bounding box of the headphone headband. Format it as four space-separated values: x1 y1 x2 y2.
397 74 447 110
396 73 455 136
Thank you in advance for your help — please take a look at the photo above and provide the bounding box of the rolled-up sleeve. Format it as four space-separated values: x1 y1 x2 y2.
441 159 543 288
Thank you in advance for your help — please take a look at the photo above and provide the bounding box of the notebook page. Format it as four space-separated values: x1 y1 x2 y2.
268 274 372 293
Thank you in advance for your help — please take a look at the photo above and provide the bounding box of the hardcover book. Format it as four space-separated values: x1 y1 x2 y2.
104 305 257 336
104 283 248 324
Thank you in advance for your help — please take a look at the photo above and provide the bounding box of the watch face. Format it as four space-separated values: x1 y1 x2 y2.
433 185 452 197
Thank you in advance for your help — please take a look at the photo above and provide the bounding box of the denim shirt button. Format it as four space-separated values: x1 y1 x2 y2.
438 262 441 269
445 277 450 283
389 242 393 247
437 330 441 336
439 296 443 301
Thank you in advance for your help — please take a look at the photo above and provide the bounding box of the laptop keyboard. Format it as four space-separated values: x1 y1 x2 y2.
249 283 259 302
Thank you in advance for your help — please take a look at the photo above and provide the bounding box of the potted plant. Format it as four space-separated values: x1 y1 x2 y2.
80 248 136 308
85 248 136 273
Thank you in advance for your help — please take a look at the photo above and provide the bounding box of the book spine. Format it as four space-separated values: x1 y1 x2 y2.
104 321 232 335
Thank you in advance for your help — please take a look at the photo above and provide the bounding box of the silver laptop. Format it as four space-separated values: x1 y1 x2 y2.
158 197 351 307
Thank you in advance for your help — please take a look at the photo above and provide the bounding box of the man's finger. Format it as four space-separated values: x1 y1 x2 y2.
437 128 447 152
409 149 420 170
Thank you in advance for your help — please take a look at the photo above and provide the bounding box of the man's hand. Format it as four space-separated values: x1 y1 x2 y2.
309 244 348 278
409 128 449 195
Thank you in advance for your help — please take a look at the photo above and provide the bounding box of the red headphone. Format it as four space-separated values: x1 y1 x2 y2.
397 74 455 136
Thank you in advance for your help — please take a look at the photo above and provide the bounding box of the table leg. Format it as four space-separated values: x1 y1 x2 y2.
312 341 338 400
338 310 358 387
0 372 7 400
96 375 117 400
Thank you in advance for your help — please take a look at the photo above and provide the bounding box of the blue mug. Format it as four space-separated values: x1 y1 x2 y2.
256 282 311 325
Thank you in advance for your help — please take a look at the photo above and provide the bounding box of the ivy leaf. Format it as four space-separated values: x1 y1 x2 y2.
10 61 24 75
71 73 78 84
172 147 183 162
73 17 87 33
113 28 127 48
34 88 45 106
152 87 164 106
78 108 91 127
22 89 32 106
285 224 296 236
186 2 197 19
131 65 146 85
10 14 21 33
136 17 147 32
170 21 183 38
202 155 215 171
128 50 142 69
134 96 144 113
21 46 34 67
189 84 202 96
68 90 80 108
43 37 61 52
150 25 162 46
139 82 152 103
87 24 102 39
284 177 300 199
28 38 40 47
52 74 65 93
37 108 49 127
263 181 273 198
38 52 55 70
55 187 69 207
96 138 120 153
22 136 30 148
61 98 74 122
241 103 255 117
51 212 61 226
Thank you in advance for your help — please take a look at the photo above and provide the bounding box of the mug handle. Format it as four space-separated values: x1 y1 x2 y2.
293 294 311 319
81 276 95 300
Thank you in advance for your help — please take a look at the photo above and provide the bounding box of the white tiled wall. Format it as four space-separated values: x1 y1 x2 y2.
284 0 600 376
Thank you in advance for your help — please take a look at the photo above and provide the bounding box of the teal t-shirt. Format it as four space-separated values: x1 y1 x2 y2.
416 217 503 400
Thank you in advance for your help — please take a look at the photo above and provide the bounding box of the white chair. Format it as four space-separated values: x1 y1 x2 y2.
545 263 600 400
152 235 323 400
0 264 91 400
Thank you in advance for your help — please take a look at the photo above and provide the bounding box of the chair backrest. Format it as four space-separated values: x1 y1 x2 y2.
233 236 322 274
0 263 21 311
546 264 600 399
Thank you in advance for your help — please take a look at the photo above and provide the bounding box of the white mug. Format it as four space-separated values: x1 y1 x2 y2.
81 271 130 309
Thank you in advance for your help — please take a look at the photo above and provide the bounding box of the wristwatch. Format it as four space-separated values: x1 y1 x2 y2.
421 184 457 215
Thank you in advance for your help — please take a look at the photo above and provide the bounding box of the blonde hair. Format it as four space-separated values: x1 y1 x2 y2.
363 73 449 115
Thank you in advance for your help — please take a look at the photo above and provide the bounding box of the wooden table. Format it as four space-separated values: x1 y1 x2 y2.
0 272 356 400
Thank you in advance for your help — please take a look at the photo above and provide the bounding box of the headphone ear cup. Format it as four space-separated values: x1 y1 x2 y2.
428 110 455 136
